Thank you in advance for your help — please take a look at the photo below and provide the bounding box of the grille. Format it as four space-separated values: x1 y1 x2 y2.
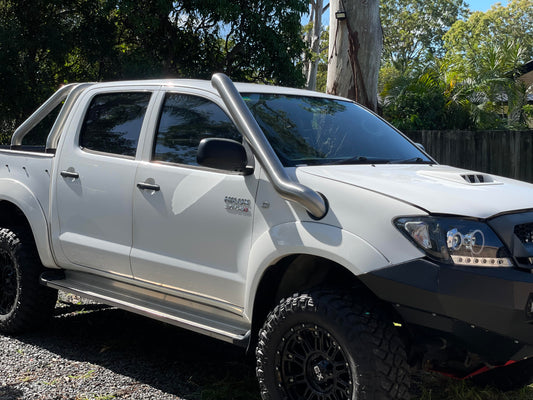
515 223 533 244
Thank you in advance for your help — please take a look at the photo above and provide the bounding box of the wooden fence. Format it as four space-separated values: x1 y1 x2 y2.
405 130 533 183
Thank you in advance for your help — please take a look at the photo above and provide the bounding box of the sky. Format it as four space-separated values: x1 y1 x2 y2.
467 0 508 12
316 0 509 26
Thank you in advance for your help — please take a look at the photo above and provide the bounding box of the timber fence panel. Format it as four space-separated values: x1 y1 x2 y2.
405 130 533 183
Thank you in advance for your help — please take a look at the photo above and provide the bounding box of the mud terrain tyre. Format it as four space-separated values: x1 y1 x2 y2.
256 290 410 400
0 227 57 334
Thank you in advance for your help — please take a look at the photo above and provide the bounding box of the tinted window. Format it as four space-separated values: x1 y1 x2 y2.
80 92 151 157
243 94 432 166
153 94 241 165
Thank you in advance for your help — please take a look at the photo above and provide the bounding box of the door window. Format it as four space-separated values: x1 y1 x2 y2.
80 92 152 157
152 94 241 165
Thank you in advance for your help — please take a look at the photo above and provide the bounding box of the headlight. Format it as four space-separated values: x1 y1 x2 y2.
395 217 513 267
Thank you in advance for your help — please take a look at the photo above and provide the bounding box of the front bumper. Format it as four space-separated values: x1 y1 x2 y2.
360 259 533 363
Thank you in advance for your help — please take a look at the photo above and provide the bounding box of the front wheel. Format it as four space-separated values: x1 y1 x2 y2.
256 290 410 400
0 227 57 334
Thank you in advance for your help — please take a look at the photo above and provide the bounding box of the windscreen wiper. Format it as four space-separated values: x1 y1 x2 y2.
329 156 392 165
393 157 434 164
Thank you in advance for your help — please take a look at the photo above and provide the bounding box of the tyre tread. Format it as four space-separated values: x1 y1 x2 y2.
256 289 410 400
0 226 57 334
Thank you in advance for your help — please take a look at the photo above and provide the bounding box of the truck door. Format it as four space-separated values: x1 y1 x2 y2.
131 91 258 310
52 89 153 277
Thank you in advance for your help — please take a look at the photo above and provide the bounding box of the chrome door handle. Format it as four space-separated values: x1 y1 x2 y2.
137 182 160 191
60 170 79 179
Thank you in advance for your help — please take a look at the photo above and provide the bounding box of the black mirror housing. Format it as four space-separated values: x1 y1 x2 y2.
197 138 251 174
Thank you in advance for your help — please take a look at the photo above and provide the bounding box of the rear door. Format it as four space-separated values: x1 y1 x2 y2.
52 87 154 277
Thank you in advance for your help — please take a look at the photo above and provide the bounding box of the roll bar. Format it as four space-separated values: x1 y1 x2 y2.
11 83 93 149
211 73 327 219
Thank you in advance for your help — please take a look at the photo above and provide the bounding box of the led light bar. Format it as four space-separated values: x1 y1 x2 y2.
451 255 513 267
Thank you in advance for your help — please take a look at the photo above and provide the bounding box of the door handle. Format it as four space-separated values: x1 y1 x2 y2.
137 182 160 191
60 170 79 179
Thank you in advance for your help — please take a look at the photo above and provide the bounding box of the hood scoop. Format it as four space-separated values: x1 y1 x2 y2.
418 170 501 186
461 173 494 184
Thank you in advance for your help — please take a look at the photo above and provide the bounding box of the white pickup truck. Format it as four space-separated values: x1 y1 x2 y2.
1 74 533 399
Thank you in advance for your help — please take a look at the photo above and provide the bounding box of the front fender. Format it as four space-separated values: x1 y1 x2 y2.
0 179 56 268
243 221 391 318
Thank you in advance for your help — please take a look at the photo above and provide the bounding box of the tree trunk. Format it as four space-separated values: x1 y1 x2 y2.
306 0 323 91
326 0 382 112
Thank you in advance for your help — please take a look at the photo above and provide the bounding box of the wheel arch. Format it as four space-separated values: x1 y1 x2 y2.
244 221 391 318
244 221 407 353
247 254 401 352
0 181 56 268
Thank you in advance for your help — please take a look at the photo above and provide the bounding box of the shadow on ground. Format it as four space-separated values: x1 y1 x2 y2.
15 301 260 400
0 385 24 399
12 299 533 400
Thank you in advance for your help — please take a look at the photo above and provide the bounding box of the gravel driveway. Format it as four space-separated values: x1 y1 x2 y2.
0 292 260 400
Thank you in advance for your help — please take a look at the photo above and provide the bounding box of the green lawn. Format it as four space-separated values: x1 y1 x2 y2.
411 372 533 400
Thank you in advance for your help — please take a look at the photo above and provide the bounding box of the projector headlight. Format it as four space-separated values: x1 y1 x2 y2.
395 217 513 267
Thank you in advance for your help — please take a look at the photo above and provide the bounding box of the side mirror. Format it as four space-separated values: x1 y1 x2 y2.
415 142 426 152
197 138 252 174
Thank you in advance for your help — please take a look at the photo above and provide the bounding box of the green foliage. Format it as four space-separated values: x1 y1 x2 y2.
0 0 307 137
443 0 533 78
412 371 533 400
315 27 329 93
442 0 533 130
380 0 469 72
380 0 533 131
382 65 473 130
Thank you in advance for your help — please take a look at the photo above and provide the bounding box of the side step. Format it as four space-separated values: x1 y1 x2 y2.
41 270 250 347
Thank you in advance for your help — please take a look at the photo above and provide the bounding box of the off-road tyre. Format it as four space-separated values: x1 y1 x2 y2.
0 227 57 334
256 290 410 400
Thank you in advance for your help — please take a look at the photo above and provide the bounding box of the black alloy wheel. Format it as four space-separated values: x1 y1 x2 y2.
256 290 410 400
277 322 352 399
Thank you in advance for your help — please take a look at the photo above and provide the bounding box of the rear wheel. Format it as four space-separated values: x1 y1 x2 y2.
0 227 57 334
256 290 410 400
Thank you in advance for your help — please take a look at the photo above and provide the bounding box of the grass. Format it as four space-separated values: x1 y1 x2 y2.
412 371 533 400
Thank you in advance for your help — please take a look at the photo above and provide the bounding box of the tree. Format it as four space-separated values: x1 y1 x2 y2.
303 0 329 90
444 0 533 75
0 0 308 136
444 0 533 128
0 0 121 133
381 62 473 130
380 0 469 73
326 0 382 111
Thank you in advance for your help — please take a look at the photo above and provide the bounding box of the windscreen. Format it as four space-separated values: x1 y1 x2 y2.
243 94 433 167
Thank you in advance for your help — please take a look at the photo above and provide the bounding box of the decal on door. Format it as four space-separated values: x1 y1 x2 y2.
224 196 251 215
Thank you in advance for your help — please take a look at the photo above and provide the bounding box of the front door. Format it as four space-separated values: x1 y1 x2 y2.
131 91 258 309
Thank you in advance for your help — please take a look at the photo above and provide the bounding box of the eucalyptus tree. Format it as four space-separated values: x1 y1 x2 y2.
326 0 382 111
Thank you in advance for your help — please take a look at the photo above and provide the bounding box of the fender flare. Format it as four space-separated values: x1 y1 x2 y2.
0 179 56 268
243 221 390 318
